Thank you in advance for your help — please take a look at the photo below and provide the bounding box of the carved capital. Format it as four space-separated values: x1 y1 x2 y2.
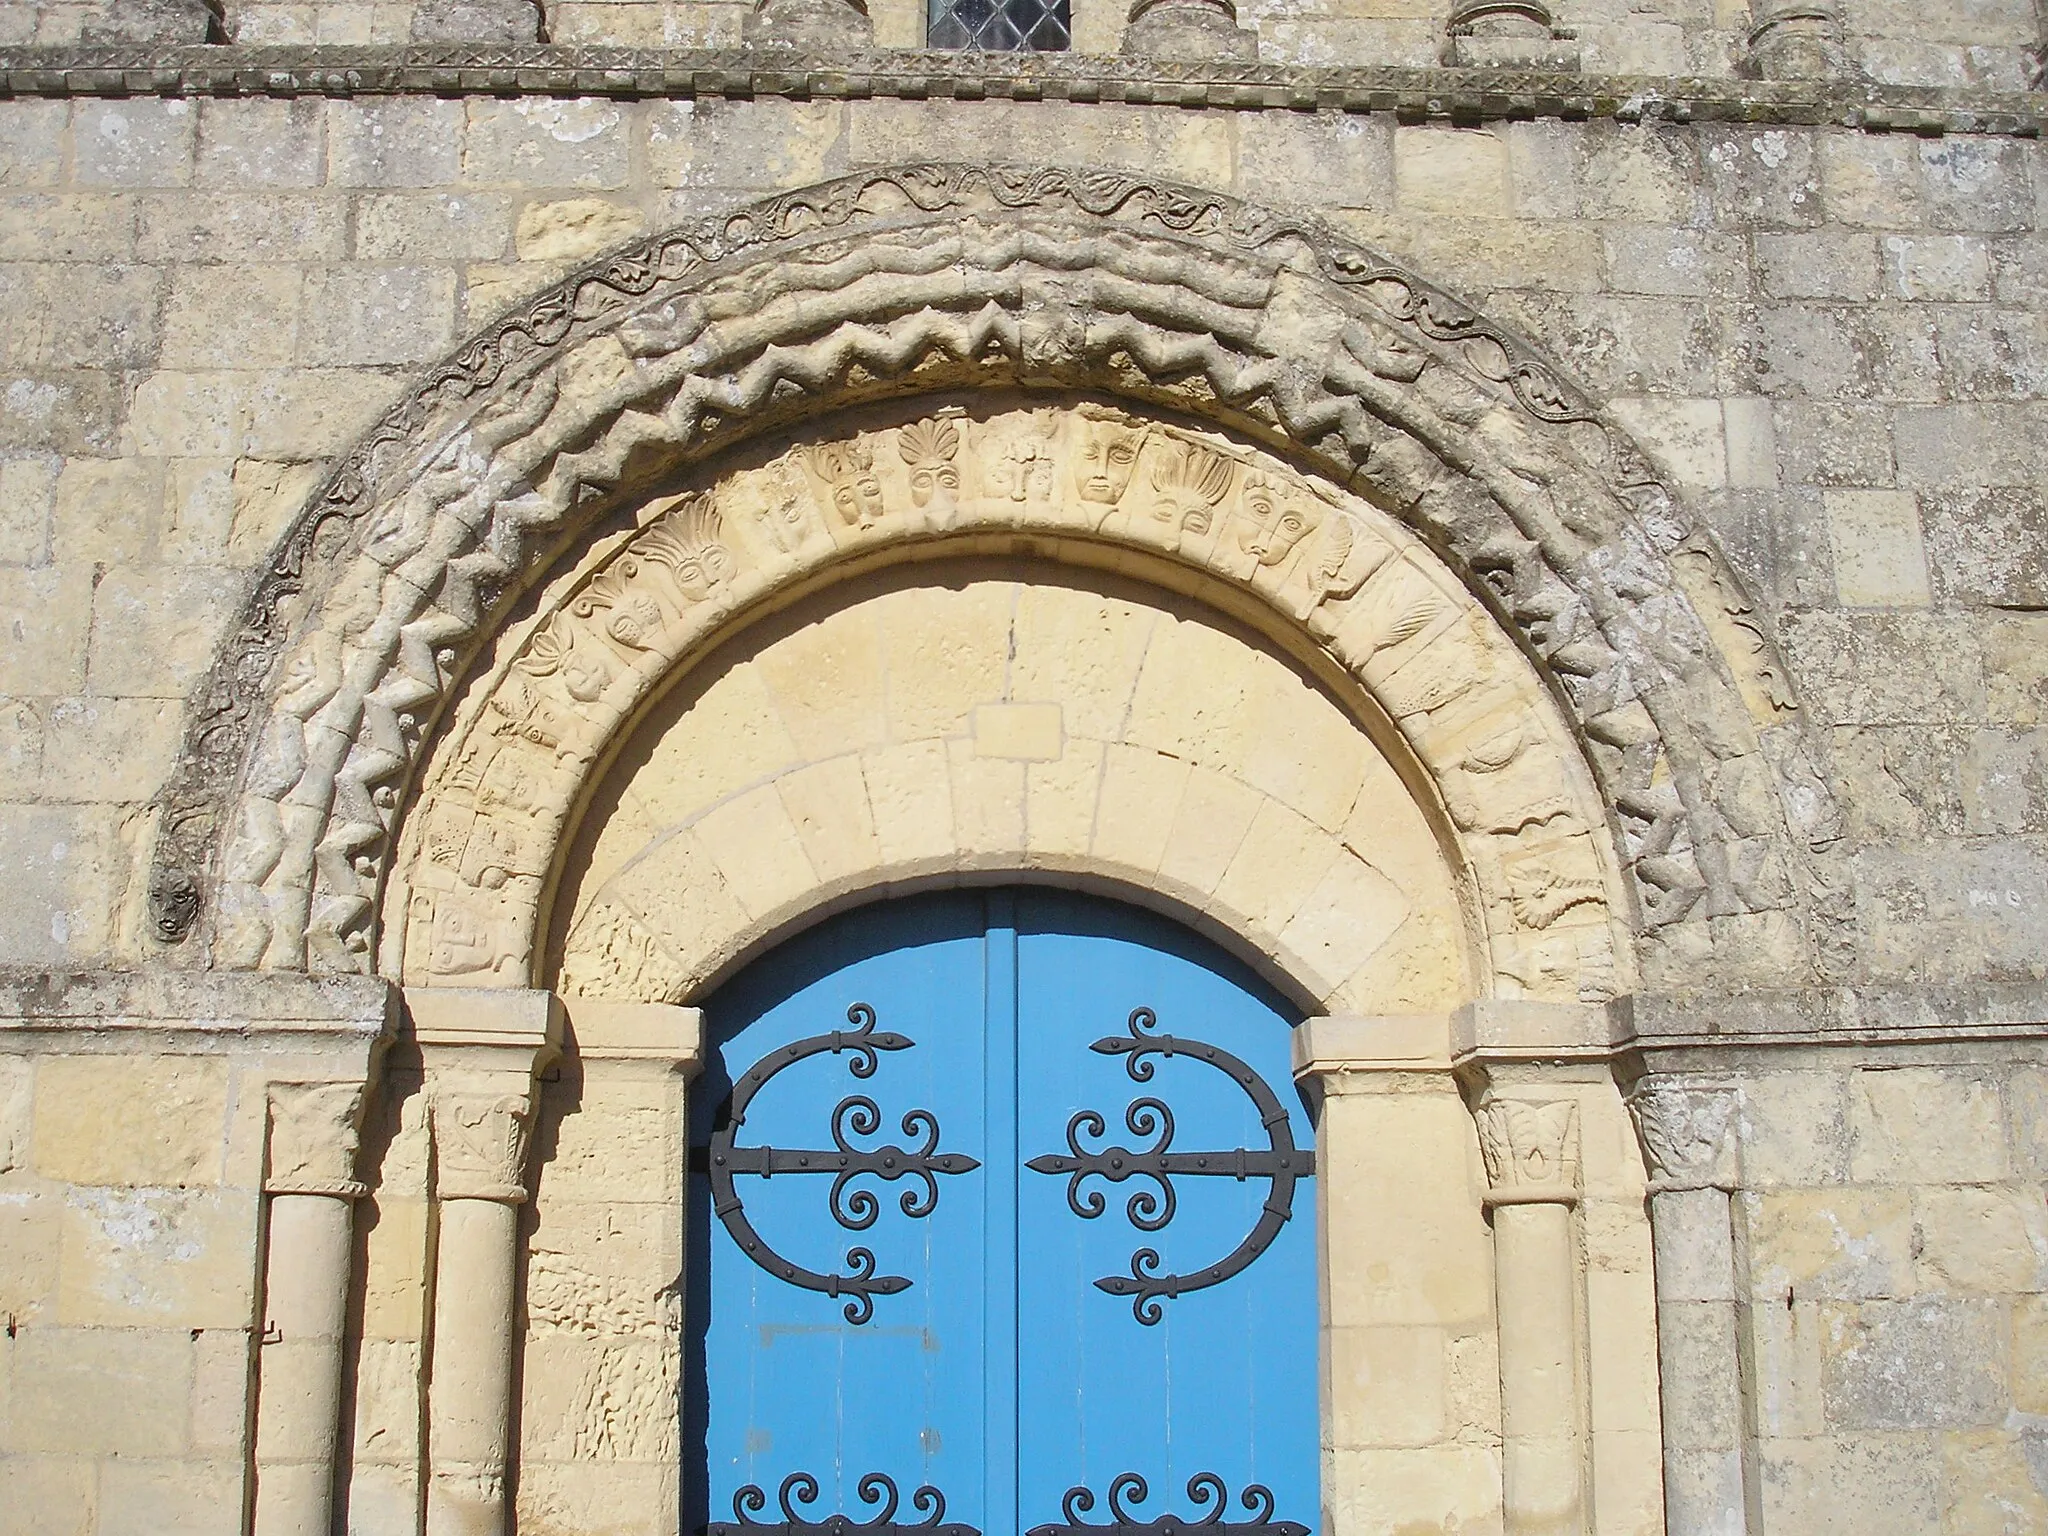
429 1083 540 1203
1123 0 1259 61
1744 0 1848 79
1626 1079 1740 1193
1475 1094 1580 1206
266 1081 370 1198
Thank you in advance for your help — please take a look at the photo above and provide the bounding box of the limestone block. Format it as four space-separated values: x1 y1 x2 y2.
1911 1185 2048 1295
1393 127 1511 217
0 1184 58 1320
1025 741 1105 863
0 101 67 188
1940 1429 2048 1536
1776 400 1897 488
1327 1325 1448 1451
535 1078 680 1208
0 193 137 263
516 1461 679 1536
0 1455 94 1536
0 804 120 963
691 784 820 923
329 100 464 189
0 264 160 372
33 1057 227 1188
1923 489 2048 609
860 740 956 870
1882 234 1994 302
413 0 543 38
1154 766 1263 903
948 740 1028 865
187 1325 252 1453
1918 138 2035 234
1574 125 1700 223
71 99 195 189
1589 1426 1664 1536
464 100 630 192
3 1326 192 1455
1748 1295 1827 1439
1238 114 1395 214
1092 744 1189 877
1851 1067 2007 1186
0 563 89 696
1607 398 1729 490
1743 1186 1913 1302
878 584 1012 742
1757 230 1882 300
519 1333 678 1462
1273 851 1409 998
0 453 56 565
1824 489 1933 607
645 100 844 195
1820 1297 2007 1431
516 197 645 264
300 266 458 368
194 100 325 190
755 609 887 762
162 267 305 371
138 192 345 265
87 562 234 699
1321 1088 1491 1329
1758 1431 1942 1533
58 1186 256 1328
772 754 882 886
2013 1295 2048 1414
98 1457 244 1536
354 192 515 264
631 662 806 825
1326 1445 1503 1536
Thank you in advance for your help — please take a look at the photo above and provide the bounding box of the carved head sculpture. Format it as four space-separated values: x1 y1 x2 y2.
572 559 664 652
992 411 1058 505
898 414 964 528
756 480 815 555
521 610 614 703
805 440 886 528
637 492 737 606
427 899 503 978
1146 441 1235 550
1238 472 1322 566
1071 410 1146 506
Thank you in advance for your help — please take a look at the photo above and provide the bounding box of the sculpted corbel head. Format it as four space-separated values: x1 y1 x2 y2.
898 414 964 529
1071 409 1146 507
1145 440 1235 551
1237 472 1323 566
805 441 886 528
637 492 737 606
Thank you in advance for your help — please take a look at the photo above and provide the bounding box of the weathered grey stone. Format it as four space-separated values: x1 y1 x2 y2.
1820 1297 2008 1431
744 0 874 47
1122 0 1259 61
411 0 542 41
79 0 217 43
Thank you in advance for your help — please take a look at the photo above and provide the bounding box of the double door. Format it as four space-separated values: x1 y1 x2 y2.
685 889 1318 1535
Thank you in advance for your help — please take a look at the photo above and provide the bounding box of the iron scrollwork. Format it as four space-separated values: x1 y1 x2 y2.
709 1472 980 1536
1026 1474 1309 1536
1026 1008 1313 1324
706 1003 979 1323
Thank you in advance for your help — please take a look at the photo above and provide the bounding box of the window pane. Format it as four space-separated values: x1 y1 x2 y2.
928 0 1072 51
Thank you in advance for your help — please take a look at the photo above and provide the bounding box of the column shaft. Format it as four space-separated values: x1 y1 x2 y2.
427 1198 522 1536
253 1192 357 1536
1493 1201 1585 1536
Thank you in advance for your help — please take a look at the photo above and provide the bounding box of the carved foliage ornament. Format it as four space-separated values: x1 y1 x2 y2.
1475 1095 1580 1204
429 1084 540 1202
1626 1080 1739 1192
141 164 1838 992
266 1080 370 1198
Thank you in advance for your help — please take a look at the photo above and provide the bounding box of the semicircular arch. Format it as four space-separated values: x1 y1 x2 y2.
147 164 1842 997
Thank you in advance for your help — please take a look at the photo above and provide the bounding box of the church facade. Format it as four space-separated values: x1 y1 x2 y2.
0 3 2045 1534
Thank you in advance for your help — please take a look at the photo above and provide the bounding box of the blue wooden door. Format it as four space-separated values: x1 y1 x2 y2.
685 890 1318 1536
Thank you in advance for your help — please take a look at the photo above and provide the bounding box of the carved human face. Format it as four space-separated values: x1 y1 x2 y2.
758 492 811 554
1073 419 1145 504
669 541 736 602
1238 477 1320 566
909 461 962 526
831 470 885 528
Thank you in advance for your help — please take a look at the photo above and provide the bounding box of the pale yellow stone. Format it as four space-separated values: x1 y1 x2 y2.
618 661 805 848
1327 1325 1448 1449
1913 1185 2048 1294
691 783 819 922
33 1057 228 1187
515 197 646 263
2014 1295 2048 1414
1940 1430 2048 1535
1585 1269 1662 1434
1154 765 1262 898
1743 1186 1915 1302
0 1183 59 1319
1092 744 1191 875
1275 850 1410 995
947 738 1027 862
860 739 957 869
1212 797 1343 935
57 1186 256 1328
974 702 1063 762
1327 1444 1504 1536
774 754 882 884
359 1194 431 1341
754 606 888 761
1394 126 1512 214
1025 738 1105 862
1010 584 1157 742
1851 1067 2007 1185
876 580 1010 741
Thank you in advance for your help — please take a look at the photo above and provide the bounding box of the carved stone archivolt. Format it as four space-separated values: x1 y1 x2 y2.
145 164 1842 997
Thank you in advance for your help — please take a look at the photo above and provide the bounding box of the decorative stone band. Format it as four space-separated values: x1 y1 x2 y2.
265 1080 371 1199
0 45 2033 138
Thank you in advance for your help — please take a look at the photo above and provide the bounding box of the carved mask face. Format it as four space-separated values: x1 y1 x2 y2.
1073 421 1145 504
670 542 736 602
1238 479 1320 565
909 462 962 525
832 472 885 528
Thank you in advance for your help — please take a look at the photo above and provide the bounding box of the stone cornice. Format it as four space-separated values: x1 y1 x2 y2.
0 44 2038 136
0 968 396 1054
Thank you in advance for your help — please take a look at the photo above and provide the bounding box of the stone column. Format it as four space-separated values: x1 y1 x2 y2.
410 988 563 1536
1474 1086 1586 1536
252 1080 373 1536
745 0 875 46
1744 0 1848 78
1121 0 1258 60
1441 0 1581 68
1292 1017 1497 1535
1627 1079 1750 1536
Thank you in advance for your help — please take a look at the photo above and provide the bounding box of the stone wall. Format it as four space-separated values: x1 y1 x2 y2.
0 6 2045 1534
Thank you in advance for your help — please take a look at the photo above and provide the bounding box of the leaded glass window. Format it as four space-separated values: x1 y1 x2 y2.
927 0 1071 50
